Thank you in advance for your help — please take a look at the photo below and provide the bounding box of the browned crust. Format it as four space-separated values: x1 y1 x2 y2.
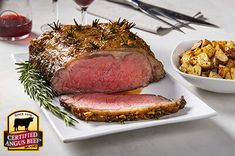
147 55 166 81
60 96 186 122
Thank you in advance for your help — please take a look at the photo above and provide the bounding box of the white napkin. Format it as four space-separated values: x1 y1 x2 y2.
87 0 197 35
88 0 161 34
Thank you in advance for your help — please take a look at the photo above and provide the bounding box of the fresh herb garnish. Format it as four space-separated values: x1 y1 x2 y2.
92 19 100 27
48 20 61 31
116 18 136 30
73 19 82 31
16 61 78 126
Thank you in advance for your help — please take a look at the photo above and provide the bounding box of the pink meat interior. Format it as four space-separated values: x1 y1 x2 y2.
60 93 169 110
52 51 153 94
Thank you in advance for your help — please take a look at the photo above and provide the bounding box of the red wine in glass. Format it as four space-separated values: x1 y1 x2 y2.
0 14 32 39
0 0 32 40
74 0 94 6
73 0 95 25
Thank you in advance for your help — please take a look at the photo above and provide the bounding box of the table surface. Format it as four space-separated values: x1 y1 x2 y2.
0 0 235 156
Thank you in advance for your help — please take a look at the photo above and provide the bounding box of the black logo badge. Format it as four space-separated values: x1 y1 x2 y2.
3 110 43 151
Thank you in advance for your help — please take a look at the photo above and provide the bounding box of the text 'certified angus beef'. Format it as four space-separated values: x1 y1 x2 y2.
29 20 165 95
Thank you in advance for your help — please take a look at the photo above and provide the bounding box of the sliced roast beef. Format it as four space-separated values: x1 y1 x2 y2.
29 20 165 95
60 93 186 122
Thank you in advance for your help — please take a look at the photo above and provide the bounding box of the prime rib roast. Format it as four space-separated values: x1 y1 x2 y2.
60 93 186 122
29 20 185 122
29 20 165 95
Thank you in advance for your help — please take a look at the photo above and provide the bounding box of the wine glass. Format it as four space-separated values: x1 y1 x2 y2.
0 0 32 41
40 0 59 32
73 0 95 25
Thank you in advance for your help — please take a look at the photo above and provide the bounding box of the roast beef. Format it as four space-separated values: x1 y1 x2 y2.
60 93 186 122
29 20 165 95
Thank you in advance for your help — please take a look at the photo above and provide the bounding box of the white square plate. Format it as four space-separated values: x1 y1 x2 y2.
13 53 216 142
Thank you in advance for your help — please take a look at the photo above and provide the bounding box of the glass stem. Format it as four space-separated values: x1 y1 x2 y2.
52 0 59 21
81 7 88 25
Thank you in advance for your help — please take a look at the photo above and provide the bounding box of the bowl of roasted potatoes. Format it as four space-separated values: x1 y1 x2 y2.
171 39 235 93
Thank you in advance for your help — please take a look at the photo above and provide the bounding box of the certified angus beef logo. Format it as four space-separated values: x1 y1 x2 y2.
3 110 43 151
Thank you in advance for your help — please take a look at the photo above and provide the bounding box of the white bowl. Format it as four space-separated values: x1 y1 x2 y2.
171 40 235 93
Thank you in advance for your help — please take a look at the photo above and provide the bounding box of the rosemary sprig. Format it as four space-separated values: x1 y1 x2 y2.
126 21 136 29
48 20 61 31
92 19 100 27
73 19 82 31
116 18 136 30
16 61 78 126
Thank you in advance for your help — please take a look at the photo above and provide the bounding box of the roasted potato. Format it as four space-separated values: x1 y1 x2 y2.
231 68 235 80
202 39 211 47
202 44 215 58
217 41 227 48
211 41 217 47
218 65 230 78
225 72 232 79
226 41 234 48
189 56 198 65
209 71 222 79
178 39 235 80
193 48 203 56
187 64 202 76
201 71 210 77
226 59 234 68
191 40 202 50
212 56 220 68
179 63 192 73
180 50 193 64
197 53 212 69
215 48 228 63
